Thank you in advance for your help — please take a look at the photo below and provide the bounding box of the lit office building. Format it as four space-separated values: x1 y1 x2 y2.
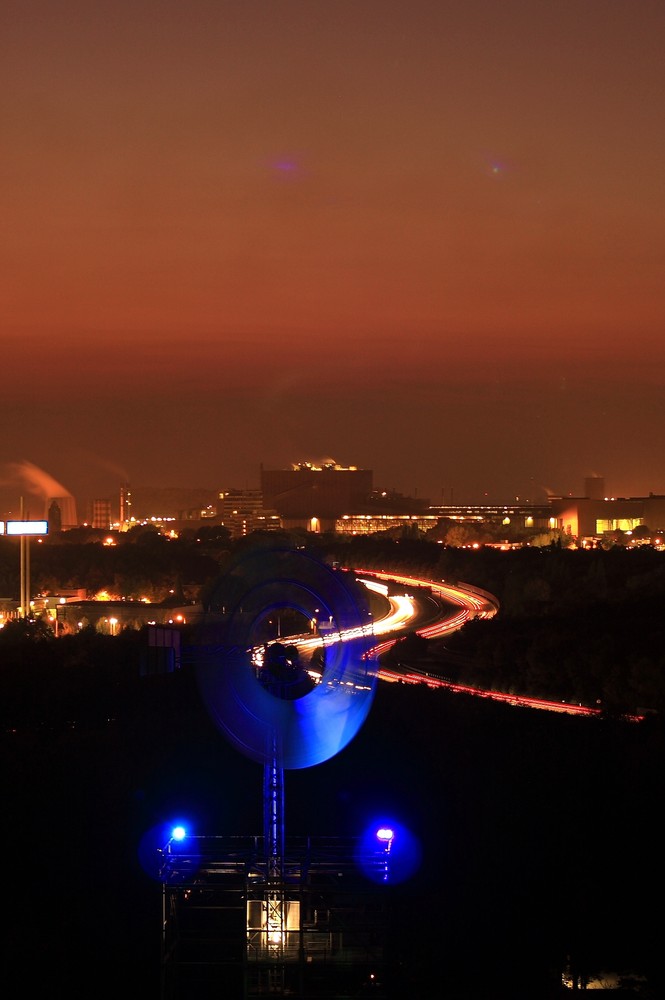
219 488 279 538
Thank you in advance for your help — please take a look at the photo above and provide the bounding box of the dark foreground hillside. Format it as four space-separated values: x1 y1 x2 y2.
3 651 663 998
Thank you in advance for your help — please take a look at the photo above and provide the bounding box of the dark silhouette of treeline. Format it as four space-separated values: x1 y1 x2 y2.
0 522 229 603
316 535 665 718
3 640 663 997
2 530 665 718
2 532 664 996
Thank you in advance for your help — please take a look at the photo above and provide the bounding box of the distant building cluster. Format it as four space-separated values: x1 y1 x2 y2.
18 466 665 547
4 468 665 634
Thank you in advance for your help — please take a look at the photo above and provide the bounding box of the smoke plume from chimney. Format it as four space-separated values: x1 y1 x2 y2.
0 461 78 526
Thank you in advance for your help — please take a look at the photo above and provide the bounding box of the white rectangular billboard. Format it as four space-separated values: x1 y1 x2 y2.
5 520 49 535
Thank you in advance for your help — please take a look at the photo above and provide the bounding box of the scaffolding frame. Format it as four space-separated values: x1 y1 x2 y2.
160 834 390 999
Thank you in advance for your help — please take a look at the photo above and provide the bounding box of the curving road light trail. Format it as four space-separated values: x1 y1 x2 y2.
352 568 643 722
354 568 496 660
288 590 415 663
265 566 641 721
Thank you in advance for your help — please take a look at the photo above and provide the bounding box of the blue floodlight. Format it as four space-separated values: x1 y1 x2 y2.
356 818 422 885
376 827 395 845
137 819 198 882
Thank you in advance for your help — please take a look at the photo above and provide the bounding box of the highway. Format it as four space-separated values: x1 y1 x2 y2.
263 566 642 722
353 568 644 722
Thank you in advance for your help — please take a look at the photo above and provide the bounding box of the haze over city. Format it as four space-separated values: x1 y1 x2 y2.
2 1 664 514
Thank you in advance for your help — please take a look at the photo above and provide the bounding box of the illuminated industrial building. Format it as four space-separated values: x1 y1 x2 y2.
336 513 439 535
39 470 665 545
531 474 665 541
260 462 374 532
91 498 112 530
547 493 665 540
425 501 554 534
219 488 280 538
260 462 432 534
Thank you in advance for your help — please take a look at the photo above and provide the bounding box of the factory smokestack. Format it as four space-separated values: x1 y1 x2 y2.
1 461 78 527
120 482 132 526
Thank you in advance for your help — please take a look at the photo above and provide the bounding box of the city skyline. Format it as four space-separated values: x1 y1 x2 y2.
0 454 650 529
3 2 664 511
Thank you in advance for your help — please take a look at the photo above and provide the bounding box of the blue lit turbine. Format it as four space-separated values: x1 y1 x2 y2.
195 548 378 769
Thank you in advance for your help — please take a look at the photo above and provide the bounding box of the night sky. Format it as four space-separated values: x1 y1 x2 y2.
2 1 665 516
